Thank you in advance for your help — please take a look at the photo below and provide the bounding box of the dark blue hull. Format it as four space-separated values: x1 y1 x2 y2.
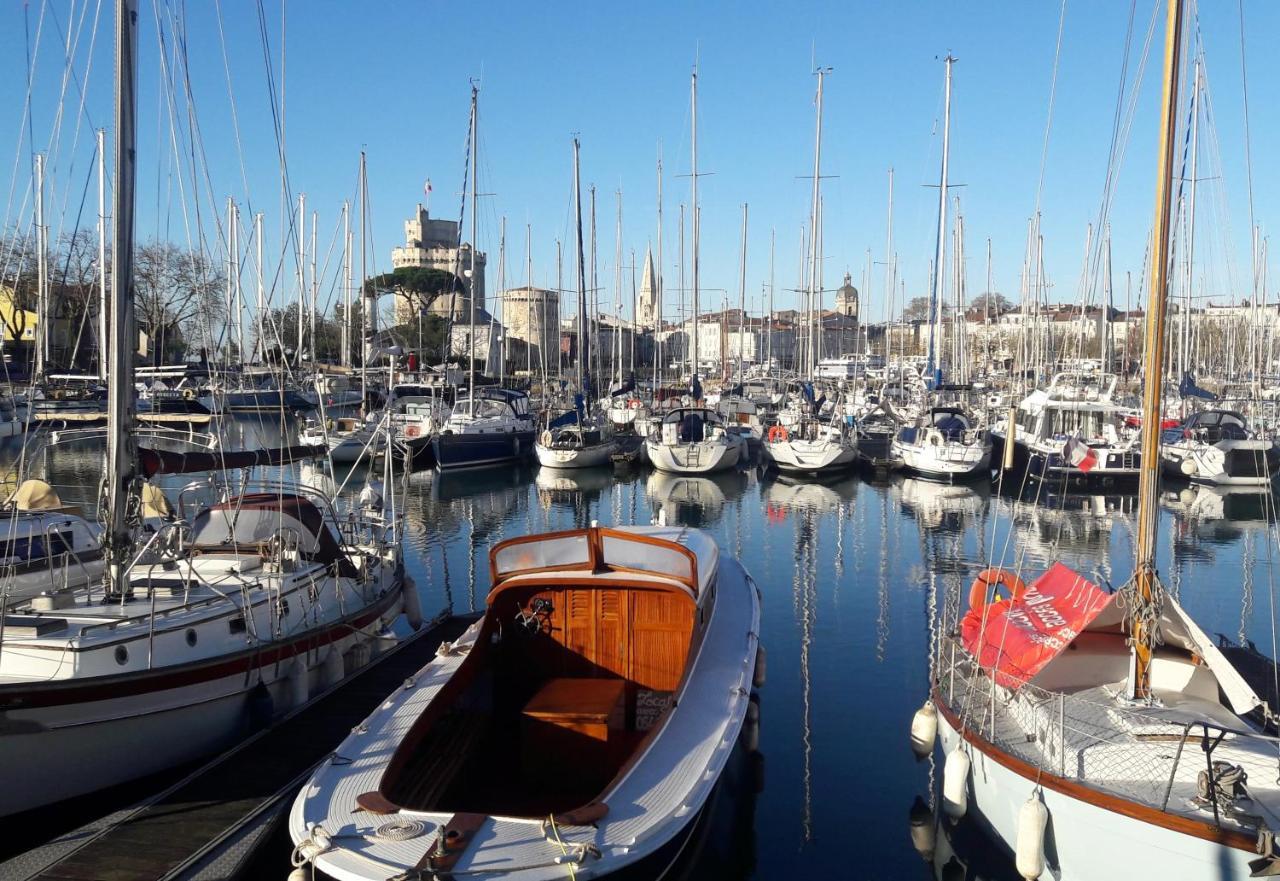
432 429 535 470
225 389 312 412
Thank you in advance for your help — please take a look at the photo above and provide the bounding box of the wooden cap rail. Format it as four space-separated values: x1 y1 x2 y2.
489 527 700 596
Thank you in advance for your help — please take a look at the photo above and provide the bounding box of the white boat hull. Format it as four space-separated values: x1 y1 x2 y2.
645 438 742 474
533 439 619 469
892 438 991 480
763 438 857 474
936 709 1256 879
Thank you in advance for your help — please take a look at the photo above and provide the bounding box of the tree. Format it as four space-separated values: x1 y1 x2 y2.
134 240 225 365
970 292 1012 315
365 266 463 315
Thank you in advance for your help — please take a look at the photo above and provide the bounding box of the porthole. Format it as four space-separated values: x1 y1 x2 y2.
114 645 128 666
186 628 198 647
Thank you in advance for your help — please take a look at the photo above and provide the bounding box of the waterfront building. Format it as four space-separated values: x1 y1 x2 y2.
391 203 486 322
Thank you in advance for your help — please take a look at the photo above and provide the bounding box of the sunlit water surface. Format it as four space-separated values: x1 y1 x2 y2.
15 416 1279 880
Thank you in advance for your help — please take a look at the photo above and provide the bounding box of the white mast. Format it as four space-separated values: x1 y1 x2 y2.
255 212 264 362
234 203 243 363
806 68 829 379
226 197 235 360
654 152 663 387
614 190 623 387
467 84 478 398
1180 56 1200 382
297 193 306 360
884 167 894 364
496 216 506 382
737 203 748 379
341 201 350 367
97 130 109 380
573 138 587 395
34 153 47 378
310 208 317 362
928 55 955 386
690 67 700 390
359 151 369 408
767 227 775 371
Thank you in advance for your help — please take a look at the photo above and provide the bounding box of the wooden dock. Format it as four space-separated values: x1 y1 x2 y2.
1 612 475 881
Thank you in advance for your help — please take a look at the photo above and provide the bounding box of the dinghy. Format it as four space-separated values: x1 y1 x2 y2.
289 525 761 880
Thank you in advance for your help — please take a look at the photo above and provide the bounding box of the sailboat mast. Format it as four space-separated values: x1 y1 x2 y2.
655 153 663 388
297 193 306 360
97 129 109 380
105 0 138 595
310 208 318 362
573 138 586 396
928 55 954 387
807 69 828 379
767 228 775 371
34 153 46 378
884 167 894 364
690 68 700 387
737 203 748 380
359 151 368 407
1131 0 1186 700
255 212 265 362
1181 56 1200 383
467 84 478 398
226 197 235 360
234 204 244 362
341 201 350 367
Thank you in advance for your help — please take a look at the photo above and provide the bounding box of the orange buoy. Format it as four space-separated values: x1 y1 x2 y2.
968 568 1028 611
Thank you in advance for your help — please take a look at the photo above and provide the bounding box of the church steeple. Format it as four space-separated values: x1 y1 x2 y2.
638 245 657 328
836 272 859 321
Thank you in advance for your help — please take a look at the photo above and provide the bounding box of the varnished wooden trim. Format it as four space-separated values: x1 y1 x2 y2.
489 527 699 594
931 687 1255 852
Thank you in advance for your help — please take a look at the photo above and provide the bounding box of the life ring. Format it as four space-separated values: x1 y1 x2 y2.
767 425 789 443
629 399 642 410
181 388 196 401
405 425 421 438
968 568 1028 612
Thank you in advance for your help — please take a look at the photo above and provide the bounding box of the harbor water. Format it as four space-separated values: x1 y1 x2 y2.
14 420 1276 879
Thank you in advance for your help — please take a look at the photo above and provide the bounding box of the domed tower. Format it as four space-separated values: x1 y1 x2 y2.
835 272 859 321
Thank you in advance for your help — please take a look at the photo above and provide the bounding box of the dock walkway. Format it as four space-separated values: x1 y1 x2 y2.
1 612 473 881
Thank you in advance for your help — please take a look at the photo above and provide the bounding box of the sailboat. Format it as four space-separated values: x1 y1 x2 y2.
534 138 618 471
644 68 745 476
891 57 991 483
289 524 761 881
762 69 857 477
432 86 537 471
0 0 411 817
920 6 1280 876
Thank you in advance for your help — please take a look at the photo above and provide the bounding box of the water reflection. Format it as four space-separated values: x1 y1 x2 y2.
646 469 749 528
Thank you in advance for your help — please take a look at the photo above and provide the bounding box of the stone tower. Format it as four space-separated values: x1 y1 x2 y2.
638 246 657 329
835 272 859 321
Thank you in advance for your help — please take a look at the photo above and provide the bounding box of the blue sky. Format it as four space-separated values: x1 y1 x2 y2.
2 1 1276 326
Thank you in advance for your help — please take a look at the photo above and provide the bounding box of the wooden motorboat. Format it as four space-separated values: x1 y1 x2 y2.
289 525 762 880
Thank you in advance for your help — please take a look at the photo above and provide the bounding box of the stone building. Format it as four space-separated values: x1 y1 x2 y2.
391 203 485 322
637 246 657 329
501 287 560 369
835 272 859 320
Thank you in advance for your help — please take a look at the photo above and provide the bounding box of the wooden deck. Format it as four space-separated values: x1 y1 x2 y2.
1 612 475 881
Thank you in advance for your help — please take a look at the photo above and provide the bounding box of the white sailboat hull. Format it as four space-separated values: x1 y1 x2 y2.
936 710 1255 879
892 437 991 481
763 437 857 474
533 439 618 469
645 438 742 474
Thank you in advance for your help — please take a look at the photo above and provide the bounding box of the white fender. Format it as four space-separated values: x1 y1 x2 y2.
1015 793 1049 879
322 646 345 687
402 575 423 629
753 645 767 689
910 699 938 757
942 747 971 819
1180 457 1198 476
908 795 936 861
288 657 310 709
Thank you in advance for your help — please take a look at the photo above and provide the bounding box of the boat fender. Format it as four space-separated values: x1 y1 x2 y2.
753 645 767 689
1180 457 1198 476
288 868 308 881
942 746 970 819
289 658 310 708
1015 792 1048 880
749 750 766 794
908 795 936 861
540 430 553 447
322 645 345 687
248 680 274 729
742 698 761 753
968 568 1027 612
910 699 938 757
402 575 424 629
